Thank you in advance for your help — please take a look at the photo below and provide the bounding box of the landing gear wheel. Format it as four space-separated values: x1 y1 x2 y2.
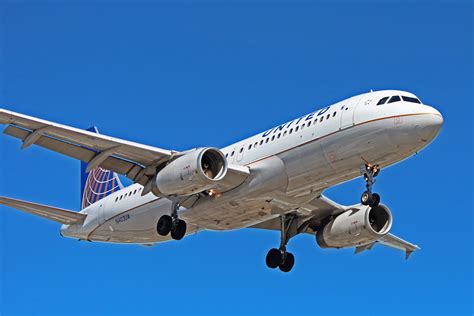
361 191 371 206
369 193 380 207
157 215 172 236
361 164 381 206
279 252 295 273
265 214 298 272
170 219 187 240
266 248 283 269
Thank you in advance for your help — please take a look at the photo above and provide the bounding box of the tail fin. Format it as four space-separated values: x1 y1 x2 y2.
80 127 123 209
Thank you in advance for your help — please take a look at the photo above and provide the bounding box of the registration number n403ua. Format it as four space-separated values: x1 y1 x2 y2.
115 214 130 224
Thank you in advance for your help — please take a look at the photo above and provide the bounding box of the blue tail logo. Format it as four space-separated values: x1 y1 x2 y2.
80 127 123 209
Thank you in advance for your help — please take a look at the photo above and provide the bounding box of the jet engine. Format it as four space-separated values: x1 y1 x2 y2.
154 147 228 196
316 204 392 249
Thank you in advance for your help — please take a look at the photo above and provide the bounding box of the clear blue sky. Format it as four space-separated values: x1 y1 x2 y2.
0 1 472 315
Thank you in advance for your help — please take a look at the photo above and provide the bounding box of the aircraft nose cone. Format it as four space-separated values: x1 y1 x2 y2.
417 106 443 143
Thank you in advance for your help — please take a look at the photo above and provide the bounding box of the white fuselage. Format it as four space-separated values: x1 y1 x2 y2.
61 90 443 244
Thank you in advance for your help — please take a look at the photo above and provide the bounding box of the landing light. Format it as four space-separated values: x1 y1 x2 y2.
208 189 221 198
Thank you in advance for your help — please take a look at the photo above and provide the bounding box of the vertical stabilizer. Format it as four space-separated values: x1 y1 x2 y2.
80 127 123 209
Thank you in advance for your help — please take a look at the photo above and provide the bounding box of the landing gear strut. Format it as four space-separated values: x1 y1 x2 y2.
157 201 187 240
360 164 381 207
265 214 296 273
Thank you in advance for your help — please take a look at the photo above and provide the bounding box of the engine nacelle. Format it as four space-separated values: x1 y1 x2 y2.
154 148 227 196
316 204 392 249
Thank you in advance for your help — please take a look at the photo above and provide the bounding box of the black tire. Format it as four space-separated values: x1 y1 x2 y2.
361 191 371 206
279 252 295 273
170 219 187 240
369 193 380 207
266 248 283 269
157 215 172 236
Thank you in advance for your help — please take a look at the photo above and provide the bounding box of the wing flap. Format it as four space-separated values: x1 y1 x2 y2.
0 196 86 225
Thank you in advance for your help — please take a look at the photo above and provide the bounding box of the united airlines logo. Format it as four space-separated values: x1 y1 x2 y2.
81 167 121 209
261 105 331 137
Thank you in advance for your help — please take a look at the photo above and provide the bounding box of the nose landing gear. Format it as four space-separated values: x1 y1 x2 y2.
361 164 381 207
157 201 187 240
265 214 296 273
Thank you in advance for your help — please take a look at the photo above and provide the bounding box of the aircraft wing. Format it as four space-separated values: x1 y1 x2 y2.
376 233 420 259
0 109 177 186
0 196 86 225
250 194 420 258
1 109 250 199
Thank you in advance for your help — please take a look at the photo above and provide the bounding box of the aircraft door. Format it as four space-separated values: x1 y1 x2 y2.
236 144 245 162
98 203 106 225
339 96 362 130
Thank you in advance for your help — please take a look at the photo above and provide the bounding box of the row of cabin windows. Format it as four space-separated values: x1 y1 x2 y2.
115 187 143 202
377 95 421 105
224 111 338 158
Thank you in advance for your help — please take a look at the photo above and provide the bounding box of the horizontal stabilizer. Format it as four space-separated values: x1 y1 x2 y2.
0 196 86 225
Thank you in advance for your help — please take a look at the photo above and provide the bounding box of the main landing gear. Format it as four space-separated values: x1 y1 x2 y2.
360 164 381 207
156 201 187 240
265 214 296 273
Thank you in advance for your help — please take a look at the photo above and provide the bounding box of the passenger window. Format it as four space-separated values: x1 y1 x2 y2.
377 97 389 105
271 135 275 141
260 140 263 145
115 197 118 202
388 96 401 103
402 96 421 104
134 190 137 194
289 128 293 134
313 119 317 125
248 144 252 150
129 192 132 197
225 153 228 158
326 114 330 120
283 131 287 136
332 112 336 117
254 142 258 147
295 126 299 132
120 196 123 200
265 138 269 143
277 133 281 139
231 151 235 157
240 147 244 153
320 116 324 122
301 124 305 130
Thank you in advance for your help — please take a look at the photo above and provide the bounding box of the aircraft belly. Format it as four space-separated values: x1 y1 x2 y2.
89 198 197 243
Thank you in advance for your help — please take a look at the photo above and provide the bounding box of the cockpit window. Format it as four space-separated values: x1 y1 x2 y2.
387 96 401 104
377 97 389 105
402 96 421 104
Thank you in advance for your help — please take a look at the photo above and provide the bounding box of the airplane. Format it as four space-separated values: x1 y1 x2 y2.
0 89 443 272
